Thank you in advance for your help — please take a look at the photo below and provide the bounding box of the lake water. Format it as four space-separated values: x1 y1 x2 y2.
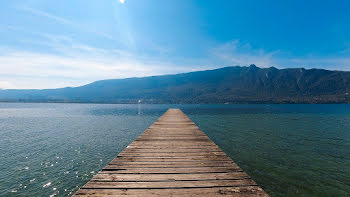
0 103 349 196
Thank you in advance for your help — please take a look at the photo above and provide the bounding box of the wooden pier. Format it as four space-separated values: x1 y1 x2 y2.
74 109 268 196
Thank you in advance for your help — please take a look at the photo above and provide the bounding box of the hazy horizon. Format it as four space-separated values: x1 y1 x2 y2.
1 64 349 90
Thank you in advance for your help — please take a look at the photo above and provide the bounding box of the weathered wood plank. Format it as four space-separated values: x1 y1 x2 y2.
92 172 250 182
82 179 257 189
118 152 227 157
107 162 238 168
101 167 242 174
75 187 267 196
126 145 219 149
121 148 222 153
110 158 233 162
74 109 268 196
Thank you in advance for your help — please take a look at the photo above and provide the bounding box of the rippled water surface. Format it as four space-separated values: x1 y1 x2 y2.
0 103 349 196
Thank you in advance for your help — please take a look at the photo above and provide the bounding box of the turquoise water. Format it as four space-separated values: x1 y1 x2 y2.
0 103 349 196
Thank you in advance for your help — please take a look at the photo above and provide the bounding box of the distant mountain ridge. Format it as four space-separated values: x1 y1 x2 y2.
1 65 350 103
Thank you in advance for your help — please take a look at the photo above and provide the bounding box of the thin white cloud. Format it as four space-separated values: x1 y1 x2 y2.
17 3 142 52
18 6 117 41
287 57 350 70
211 40 350 70
0 50 171 89
19 6 73 25
211 40 281 67
0 36 209 89
0 81 15 89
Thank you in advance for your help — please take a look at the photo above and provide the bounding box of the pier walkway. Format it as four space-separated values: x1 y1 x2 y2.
74 109 268 196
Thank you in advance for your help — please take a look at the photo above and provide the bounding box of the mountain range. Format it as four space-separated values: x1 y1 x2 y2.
1 65 350 104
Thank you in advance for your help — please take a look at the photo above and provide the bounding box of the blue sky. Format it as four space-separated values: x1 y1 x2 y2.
1 0 350 89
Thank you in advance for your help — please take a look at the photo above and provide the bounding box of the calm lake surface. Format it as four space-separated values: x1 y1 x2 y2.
0 103 349 196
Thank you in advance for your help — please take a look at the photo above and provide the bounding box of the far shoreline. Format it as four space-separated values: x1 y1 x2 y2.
0 101 349 105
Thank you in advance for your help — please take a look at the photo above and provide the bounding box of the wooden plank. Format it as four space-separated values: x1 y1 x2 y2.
82 179 257 189
75 187 267 196
121 149 223 153
92 172 250 182
109 161 236 164
100 167 242 174
110 158 233 162
126 145 219 149
149 125 199 129
74 109 268 196
118 152 227 157
107 162 238 168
